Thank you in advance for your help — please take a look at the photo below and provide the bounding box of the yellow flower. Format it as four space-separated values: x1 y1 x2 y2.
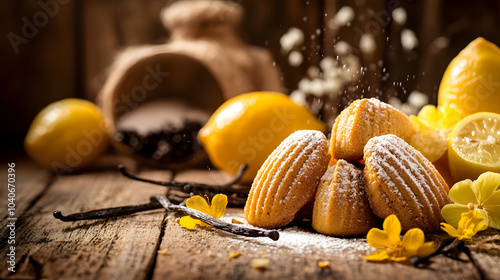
410 105 461 162
441 172 500 230
441 208 486 240
410 104 461 131
178 194 228 230
365 215 436 262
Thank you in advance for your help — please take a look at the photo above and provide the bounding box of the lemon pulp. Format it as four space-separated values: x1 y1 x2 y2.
448 112 500 181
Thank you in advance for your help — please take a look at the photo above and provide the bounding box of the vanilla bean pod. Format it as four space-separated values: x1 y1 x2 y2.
53 195 279 241
53 197 162 221
153 194 279 241
119 164 249 196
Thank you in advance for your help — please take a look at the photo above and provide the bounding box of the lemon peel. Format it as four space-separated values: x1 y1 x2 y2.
438 37 500 117
198 92 326 183
24 98 109 171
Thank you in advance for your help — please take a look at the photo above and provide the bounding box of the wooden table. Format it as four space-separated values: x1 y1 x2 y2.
1 155 499 280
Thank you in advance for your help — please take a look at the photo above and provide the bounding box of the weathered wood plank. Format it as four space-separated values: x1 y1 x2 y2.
152 207 498 280
0 157 51 223
0 168 172 279
150 171 500 280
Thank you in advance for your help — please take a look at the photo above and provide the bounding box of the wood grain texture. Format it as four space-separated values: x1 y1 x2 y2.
0 158 51 223
1 162 499 280
152 207 498 280
0 167 171 279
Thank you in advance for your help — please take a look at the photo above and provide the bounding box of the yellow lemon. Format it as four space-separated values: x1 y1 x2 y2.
24 98 110 172
438 37 500 117
198 92 326 183
448 112 500 182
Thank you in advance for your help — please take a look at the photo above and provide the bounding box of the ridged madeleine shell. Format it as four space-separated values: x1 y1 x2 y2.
363 134 451 233
330 98 415 162
312 159 379 236
244 130 330 228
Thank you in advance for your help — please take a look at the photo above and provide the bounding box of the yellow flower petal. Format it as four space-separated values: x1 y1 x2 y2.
441 203 469 227
417 241 436 257
178 216 203 230
439 106 462 128
186 195 212 215
476 209 490 230
485 205 500 229
210 194 228 219
364 250 391 261
383 215 402 247
459 209 486 237
449 179 478 205
483 187 500 207
473 172 500 203
417 105 439 126
410 115 431 131
366 228 391 249
468 209 488 232
440 222 461 238
401 228 425 257
412 105 461 131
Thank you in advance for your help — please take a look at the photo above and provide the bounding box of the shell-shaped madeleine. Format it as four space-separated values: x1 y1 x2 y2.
312 160 379 236
363 134 451 233
244 130 330 228
330 98 415 162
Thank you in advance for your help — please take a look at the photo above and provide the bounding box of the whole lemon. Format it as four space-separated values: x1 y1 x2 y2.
198 92 326 183
24 98 110 172
438 37 500 117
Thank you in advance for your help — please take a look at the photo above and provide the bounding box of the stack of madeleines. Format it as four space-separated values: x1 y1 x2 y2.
244 98 451 235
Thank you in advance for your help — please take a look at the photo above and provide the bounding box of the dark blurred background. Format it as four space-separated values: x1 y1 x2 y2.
2 0 500 154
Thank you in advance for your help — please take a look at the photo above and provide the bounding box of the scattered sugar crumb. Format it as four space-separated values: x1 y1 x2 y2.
231 218 244 224
288 50 303 67
229 252 242 258
280 27 304 52
318 261 330 268
256 252 267 258
392 7 407 25
251 258 270 270
157 249 168 255
334 41 351 55
401 29 419 51
360 34 376 54
328 6 355 29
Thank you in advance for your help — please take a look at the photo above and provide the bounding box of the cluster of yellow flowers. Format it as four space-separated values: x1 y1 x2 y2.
365 171 500 262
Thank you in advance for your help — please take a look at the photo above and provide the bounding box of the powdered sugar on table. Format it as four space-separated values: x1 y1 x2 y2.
220 208 372 259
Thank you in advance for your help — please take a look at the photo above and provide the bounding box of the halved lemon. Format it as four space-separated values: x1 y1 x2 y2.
448 112 500 182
